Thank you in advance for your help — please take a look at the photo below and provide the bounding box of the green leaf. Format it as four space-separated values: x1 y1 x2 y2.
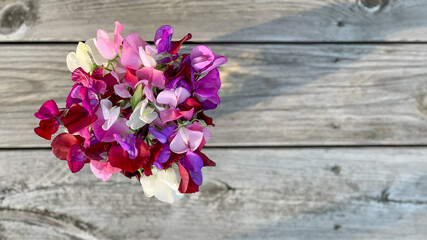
130 84 143 110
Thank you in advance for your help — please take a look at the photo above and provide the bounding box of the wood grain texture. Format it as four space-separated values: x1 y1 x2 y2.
1 0 427 42
2 44 427 147
1 148 427 239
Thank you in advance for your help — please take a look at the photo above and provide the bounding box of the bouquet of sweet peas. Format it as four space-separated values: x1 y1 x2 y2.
33 22 227 203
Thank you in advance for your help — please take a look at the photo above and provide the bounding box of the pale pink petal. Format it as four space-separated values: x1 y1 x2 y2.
157 89 178 108
114 83 132 98
170 128 189 154
187 129 204 152
90 160 121 181
144 85 155 102
176 87 191 105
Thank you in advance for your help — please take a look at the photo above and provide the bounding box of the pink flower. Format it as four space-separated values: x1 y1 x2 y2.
135 67 165 101
157 87 191 108
169 122 211 154
120 33 149 70
159 108 194 124
97 21 124 59
90 160 121 181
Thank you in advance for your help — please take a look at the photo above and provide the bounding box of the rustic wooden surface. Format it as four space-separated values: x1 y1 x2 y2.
1 0 427 42
1 0 427 239
3 44 427 147
1 148 427 240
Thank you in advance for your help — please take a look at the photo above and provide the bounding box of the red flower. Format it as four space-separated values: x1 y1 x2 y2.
51 133 88 173
61 104 97 134
108 139 151 173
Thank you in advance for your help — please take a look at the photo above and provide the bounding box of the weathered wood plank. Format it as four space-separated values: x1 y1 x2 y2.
1 0 427 42
1 148 427 239
2 44 427 147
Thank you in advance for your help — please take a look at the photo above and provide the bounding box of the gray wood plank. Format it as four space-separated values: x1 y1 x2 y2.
2 44 427 147
1 147 427 239
1 0 427 42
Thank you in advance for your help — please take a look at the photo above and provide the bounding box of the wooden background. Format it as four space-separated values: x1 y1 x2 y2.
1 0 427 239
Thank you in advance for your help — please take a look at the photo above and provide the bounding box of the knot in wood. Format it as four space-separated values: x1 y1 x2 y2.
358 0 389 13
0 3 33 35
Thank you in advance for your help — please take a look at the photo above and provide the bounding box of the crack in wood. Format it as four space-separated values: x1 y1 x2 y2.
0 207 101 239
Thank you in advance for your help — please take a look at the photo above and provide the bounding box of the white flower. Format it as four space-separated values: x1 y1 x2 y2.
126 99 158 130
66 38 107 72
140 167 183 204
138 45 159 68
100 99 120 131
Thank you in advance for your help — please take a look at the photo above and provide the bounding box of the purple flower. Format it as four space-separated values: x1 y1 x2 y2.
193 68 221 110
114 134 138 159
190 45 227 74
154 25 174 54
149 126 176 144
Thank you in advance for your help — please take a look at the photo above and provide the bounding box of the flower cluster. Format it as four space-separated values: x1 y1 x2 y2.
34 22 226 203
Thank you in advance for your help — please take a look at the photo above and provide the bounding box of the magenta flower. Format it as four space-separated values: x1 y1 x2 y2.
193 68 221 110
67 68 107 115
92 107 129 142
97 21 124 59
190 45 227 74
34 100 63 140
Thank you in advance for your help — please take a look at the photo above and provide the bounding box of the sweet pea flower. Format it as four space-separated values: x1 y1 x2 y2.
190 45 227 74
51 133 89 173
114 134 139 159
61 104 97 134
154 25 192 55
100 99 121 131
169 122 211 154
34 100 64 140
67 39 107 73
159 108 194 124
96 21 123 59
126 99 158 130
92 107 129 142
90 160 122 181
154 25 174 54
178 151 216 193
109 71 132 98
135 67 165 101
139 45 160 68
108 137 150 173
156 87 191 108
121 33 149 70
67 67 107 115
193 68 221 110
140 166 183 204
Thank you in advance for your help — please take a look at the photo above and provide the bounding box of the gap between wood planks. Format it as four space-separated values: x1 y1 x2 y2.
3 145 427 151
3 41 427 45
